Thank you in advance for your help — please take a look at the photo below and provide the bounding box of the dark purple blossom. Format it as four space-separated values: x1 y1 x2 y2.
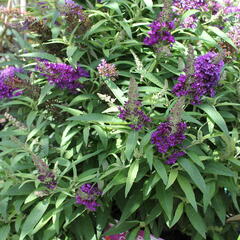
36 60 89 91
151 121 187 154
144 20 175 46
118 100 151 130
76 183 102 211
0 66 24 99
165 151 185 165
173 52 224 104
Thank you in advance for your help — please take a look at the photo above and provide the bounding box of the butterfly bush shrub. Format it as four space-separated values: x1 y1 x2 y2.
0 0 240 240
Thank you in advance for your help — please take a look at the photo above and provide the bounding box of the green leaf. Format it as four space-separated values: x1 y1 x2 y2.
144 145 154 170
93 125 108 149
145 205 162 224
140 71 163 88
153 159 168 185
181 9 199 21
185 205 207 238
83 126 90 146
156 183 173 220
84 19 107 39
198 104 229 136
69 113 123 124
186 151 205 169
0 225 10 240
203 182 216 213
38 84 54 105
20 52 57 62
160 63 182 75
19 199 49 240
69 94 98 106
143 0 153 12
120 192 142 223
104 78 127 105
143 174 160 198
170 202 184 228
177 175 198 211
126 227 140 240
105 2 122 15
56 193 67 208
78 215 97 240
125 131 138 160
165 168 178 189
207 26 236 49
125 160 139 197
119 21 132 39
103 221 139 237
67 45 77 58
178 158 206 193
212 194 226 225
102 170 127 195
203 162 234 177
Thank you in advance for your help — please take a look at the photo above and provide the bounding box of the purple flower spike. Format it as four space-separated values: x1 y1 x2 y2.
173 52 224 104
151 121 187 154
0 66 24 99
143 20 176 46
36 60 89 92
118 100 151 130
76 183 102 211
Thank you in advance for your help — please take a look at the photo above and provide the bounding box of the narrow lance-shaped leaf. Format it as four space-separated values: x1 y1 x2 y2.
125 160 139 197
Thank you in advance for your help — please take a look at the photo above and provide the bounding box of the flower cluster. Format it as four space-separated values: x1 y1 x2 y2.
97 59 118 79
118 100 151 130
32 154 57 189
36 60 89 91
143 20 175 46
75 183 102 211
151 121 186 154
173 0 208 12
173 52 224 104
0 66 24 99
62 0 91 35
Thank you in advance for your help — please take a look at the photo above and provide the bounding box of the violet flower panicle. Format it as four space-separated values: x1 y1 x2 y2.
36 60 89 92
172 51 224 104
0 66 24 99
75 183 102 211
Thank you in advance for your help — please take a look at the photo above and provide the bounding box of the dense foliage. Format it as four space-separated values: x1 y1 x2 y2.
0 0 240 239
